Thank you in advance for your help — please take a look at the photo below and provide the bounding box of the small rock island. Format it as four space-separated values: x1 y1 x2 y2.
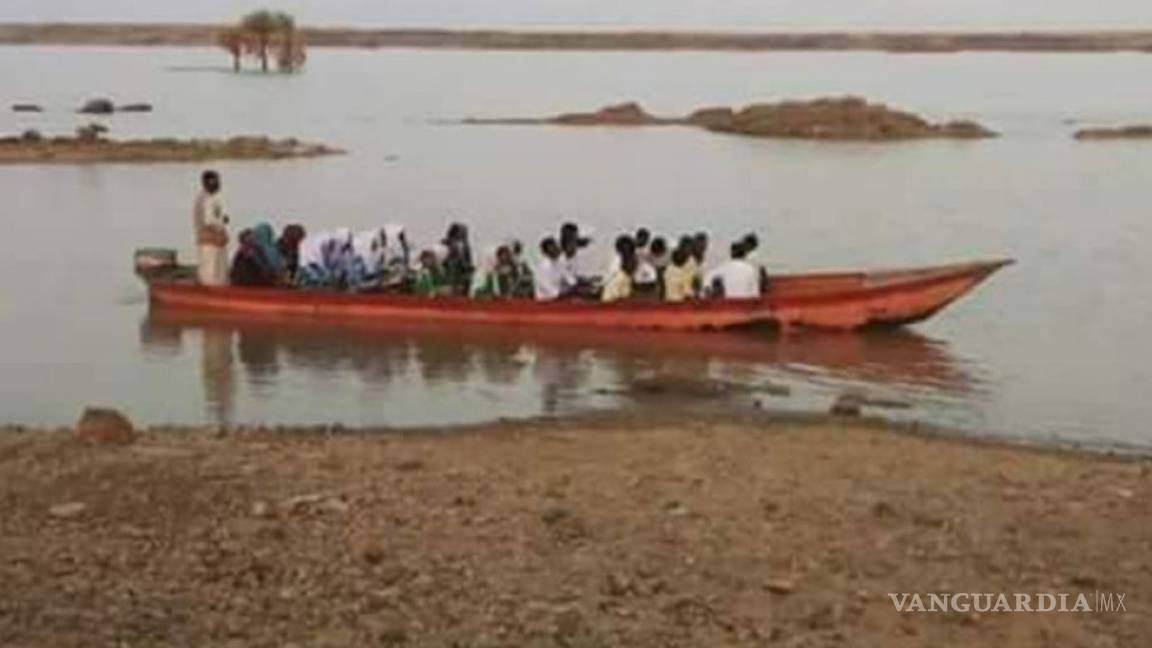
463 96 997 141
1073 125 1152 140
0 130 343 164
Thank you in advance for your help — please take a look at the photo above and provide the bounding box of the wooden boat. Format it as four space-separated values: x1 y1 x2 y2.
140 258 1011 332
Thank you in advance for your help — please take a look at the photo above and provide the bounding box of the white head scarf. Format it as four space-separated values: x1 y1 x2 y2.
381 224 409 266
329 228 354 270
352 229 386 273
298 230 332 270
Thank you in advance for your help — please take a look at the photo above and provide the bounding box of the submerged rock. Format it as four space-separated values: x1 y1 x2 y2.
76 407 137 445
704 97 997 140
0 132 343 164
552 102 663 126
1074 125 1152 140
77 98 115 114
11 103 43 113
117 102 153 113
685 106 736 128
463 96 997 141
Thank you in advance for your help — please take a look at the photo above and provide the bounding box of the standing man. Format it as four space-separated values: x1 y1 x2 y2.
193 170 229 286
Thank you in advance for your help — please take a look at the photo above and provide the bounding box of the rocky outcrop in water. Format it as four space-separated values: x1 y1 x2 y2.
700 97 996 140
552 102 668 126
1074 125 1152 140
463 96 998 141
117 103 154 113
76 98 155 114
78 98 115 114
0 133 344 164
11 103 43 113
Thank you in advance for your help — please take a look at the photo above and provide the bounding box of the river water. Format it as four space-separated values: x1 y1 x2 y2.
1 46 1150 448
3 0 1150 29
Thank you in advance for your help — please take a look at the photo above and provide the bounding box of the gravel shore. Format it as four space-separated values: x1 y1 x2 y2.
1 413 1147 646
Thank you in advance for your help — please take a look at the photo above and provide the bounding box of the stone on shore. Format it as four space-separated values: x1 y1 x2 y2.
830 394 864 417
48 502 88 519
75 407 137 445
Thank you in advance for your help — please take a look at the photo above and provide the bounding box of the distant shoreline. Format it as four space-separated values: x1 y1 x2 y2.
2 23 1152 52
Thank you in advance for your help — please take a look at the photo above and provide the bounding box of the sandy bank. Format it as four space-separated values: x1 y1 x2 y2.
463 98 997 141
0 134 343 164
3 23 1152 53
0 413 1147 646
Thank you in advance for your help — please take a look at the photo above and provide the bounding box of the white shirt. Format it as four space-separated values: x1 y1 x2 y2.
704 259 761 299
534 257 576 300
561 250 596 279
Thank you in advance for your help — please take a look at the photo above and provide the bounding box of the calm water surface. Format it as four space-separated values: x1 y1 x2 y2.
1 47 1150 448
4 0 1151 29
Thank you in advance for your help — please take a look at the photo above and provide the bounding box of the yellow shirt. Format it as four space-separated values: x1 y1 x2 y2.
601 269 633 302
664 264 695 302
683 257 700 280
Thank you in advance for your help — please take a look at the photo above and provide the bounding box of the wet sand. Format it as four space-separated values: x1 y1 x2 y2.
0 412 1147 646
3 23 1152 53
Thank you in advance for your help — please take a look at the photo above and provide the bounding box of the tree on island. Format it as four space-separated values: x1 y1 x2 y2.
216 10 306 73
217 28 246 72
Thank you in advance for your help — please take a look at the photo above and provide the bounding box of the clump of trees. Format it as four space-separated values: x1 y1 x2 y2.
218 10 306 73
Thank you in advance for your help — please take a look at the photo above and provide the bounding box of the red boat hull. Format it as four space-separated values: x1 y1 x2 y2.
145 259 1011 332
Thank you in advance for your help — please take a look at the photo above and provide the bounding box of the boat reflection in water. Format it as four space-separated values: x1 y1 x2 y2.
140 307 981 428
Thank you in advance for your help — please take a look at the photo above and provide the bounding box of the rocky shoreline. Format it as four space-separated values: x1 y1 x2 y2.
4 23 1152 53
0 133 343 164
0 411 1147 646
463 97 997 141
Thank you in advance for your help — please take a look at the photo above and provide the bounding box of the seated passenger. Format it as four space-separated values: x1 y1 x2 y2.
509 239 535 297
230 229 278 287
663 247 696 303
296 229 353 289
534 236 576 301
413 249 450 297
276 224 306 279
601 254 637 303
440 222 474 296
381 224 411 277
473 245 527 299
742 232 771 293
349 229 387 291
647 236 670 297
633 255 659 298
704 241 761 299
634 227 652 259
608 234 636 273
559 221 595 277
648 237 669 271
251 222 286 281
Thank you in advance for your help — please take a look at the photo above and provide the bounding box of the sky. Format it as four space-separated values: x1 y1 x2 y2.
2 0 1151 30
